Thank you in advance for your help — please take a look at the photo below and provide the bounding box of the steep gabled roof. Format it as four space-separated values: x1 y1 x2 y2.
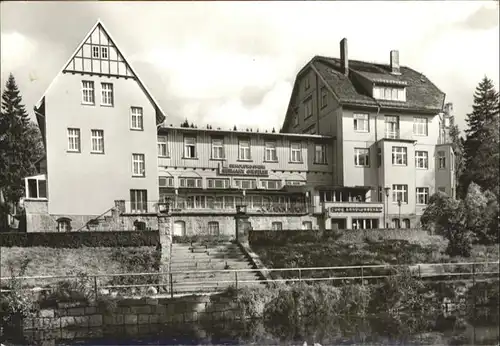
314 56 446 113
34 19 166 124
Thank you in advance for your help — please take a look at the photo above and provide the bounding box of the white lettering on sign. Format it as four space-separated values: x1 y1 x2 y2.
329 206 383 213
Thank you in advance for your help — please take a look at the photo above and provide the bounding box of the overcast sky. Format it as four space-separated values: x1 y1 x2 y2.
1 1 498 132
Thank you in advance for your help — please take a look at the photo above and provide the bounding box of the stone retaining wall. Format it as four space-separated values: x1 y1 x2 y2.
24 294 244 332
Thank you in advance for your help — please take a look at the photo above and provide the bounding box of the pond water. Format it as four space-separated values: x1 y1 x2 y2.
4 310 500 346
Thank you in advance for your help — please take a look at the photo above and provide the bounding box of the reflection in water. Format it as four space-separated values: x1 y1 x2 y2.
8 310 500 346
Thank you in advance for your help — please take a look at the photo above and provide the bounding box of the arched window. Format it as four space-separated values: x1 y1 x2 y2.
56 217 72 232
392 218 400 229
208 221 220 236
402 219 411 229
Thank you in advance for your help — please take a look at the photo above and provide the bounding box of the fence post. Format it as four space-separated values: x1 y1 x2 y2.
418 265 421 279
361 267 364 285
235 271 238 291
298 269 302 282
94 275 98 300
169 273 174 298
472 263 476 285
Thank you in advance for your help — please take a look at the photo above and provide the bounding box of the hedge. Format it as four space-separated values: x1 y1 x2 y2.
249 229 333 246
0 230 160 248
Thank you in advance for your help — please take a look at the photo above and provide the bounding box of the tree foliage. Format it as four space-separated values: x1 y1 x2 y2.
0 74 44 208
448 115 466 198
461 76 500 199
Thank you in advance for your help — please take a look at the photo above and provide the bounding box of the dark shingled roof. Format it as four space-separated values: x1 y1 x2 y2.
313 56 446 113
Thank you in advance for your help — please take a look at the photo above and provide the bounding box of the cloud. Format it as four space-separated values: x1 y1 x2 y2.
457 3 499 30
0 32 36 72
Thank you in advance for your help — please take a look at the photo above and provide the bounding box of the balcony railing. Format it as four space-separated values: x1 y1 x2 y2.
384 129 400 139
122 201 310 215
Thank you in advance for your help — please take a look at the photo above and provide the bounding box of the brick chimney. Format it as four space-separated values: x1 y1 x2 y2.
390 50 400 74
340 38 348 76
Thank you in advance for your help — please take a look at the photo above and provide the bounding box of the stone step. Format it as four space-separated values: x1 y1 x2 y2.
169 255 249 263
172 282 263 294
170 261 253 268
173 272 261 280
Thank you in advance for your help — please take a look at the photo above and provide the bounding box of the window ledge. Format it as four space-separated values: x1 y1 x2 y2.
67 150 81 154
158 155 170 159
354 165 370 168
100 104 114 108
263 160 278 163
130 128 144 132
237 159 253 162
288 161 304 164
91 151 105 155
313 162 328 165
81 102 95 106
132 175 146 178
210 158 226 161
24 198 48 201
182 157 199 160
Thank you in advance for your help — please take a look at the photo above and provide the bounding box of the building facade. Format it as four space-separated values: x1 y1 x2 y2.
22 21 453 234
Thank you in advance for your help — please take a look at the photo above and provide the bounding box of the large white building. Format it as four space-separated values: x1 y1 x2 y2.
22 21 455 235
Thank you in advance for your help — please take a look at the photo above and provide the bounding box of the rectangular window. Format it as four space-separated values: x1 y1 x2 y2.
157 135 168 157
385 115 400 138
353 113 369 132
27 178 47 199
184 136 197 158
130 189 147 213
272 222 283 231
67 128 81 152
320 87 327 108
234 179 256 190
416 187 429 205
374 86 406 101
132 154 145 177
208 221 220 236
264 141 278 161
101 83 113 106
158 176 174 187
314 144 327 164
211 138 224 159
354 148 370 167
302 221 312 230
290 142 302 162
392 184 408 204
438 151 446 169
413 117 428 136
207 178 230 189
101 46 108 59
392 146 407 166
239 139 251 160
260 180 282 190
130 107 143 130
179 177 202 188
415 151 428 169
82 81 95 105
92 46 99 58
304 98 313 118
90 129 104 153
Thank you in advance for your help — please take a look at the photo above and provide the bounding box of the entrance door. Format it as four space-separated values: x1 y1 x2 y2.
330 218 346 230
173 221 186 237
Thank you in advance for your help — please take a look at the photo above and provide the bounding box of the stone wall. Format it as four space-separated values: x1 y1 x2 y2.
23 294 245 333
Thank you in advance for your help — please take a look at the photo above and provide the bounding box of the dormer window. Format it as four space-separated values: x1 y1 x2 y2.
373 86 406 102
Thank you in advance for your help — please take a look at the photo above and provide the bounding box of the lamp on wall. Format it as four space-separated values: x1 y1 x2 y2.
384 187 391 228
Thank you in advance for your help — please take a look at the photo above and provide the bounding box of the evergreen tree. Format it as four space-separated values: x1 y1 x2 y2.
462 77 500 198
0 74 43 211
448 116 466 198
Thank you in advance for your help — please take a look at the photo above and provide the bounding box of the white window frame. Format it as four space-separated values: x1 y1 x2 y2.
413 117 428 136
438 151 446 169
314 144 327 164
67 128 81 152
304 98 313 118
260 179 282 190
374 86 406 102
239 140 251 161
158 176 174 187
157 135 168 157
264 141 278 162
184 136 197 158
101 46 108 59
26 178 47 199
90 129 104 154
92 46 99 58
392 146 407 166
392 184 408 204
385 116 400 138
354 148 370 167
208 221 220 236
130 189 148 213
353 113 369 132
415 151 428 169
101 83 113 106
179 177 202 188
290 142 302 162
207 178 230 189
211 138 224 159
130 107 143 130
81 81 95 105
416 187 429 205
272 222 283 231
132 154 145 177
234 179 256 190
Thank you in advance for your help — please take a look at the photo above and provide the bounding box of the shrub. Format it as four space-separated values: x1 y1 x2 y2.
0 231 160 248
40 272 94 308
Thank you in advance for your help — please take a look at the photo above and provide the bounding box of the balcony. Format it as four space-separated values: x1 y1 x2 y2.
171 201 310 215
384 129 400 139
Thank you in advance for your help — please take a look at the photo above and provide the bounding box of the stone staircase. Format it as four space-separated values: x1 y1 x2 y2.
169 241 264 295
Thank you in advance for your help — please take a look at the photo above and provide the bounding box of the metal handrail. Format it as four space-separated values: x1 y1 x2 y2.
1 261 498 281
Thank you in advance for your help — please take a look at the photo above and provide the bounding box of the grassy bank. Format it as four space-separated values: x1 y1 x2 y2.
251 233 499 280
0 246 160 289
